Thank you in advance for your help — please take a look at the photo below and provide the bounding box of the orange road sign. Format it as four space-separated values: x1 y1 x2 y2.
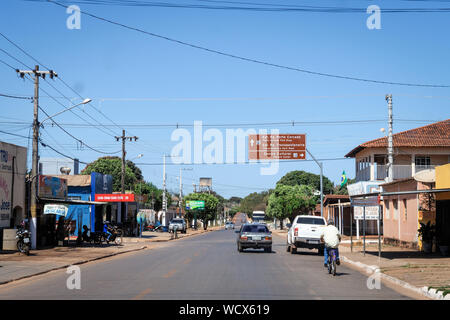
248 134 306 160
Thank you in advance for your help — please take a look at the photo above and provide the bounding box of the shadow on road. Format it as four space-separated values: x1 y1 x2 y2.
291 251 322 256
240 250 276 254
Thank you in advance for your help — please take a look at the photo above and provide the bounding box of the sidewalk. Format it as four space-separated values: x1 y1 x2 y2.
0 226 220 286
271 229 450 299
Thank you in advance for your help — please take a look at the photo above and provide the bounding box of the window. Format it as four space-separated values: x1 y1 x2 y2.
385 201 390 219
403 199 407 221
415 156 431 167
242 225 269 233
296 217 326 225
393 199 398 220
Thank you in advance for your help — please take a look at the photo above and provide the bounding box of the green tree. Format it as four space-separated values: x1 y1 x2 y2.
132 181 167 211
238 191 271 217
266 184 317 228
277 170 334 195
81 156 137 192
183 193 219 230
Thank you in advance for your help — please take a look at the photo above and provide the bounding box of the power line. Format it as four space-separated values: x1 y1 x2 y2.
0 118 437 129
45 0 450 88
41 79 119 137
0 93 33 100
20 72 121 155
39 139 89 164
32 0 450 13
38 103 121 154
0 129 32 140
135 157 351 166
0 33 122 137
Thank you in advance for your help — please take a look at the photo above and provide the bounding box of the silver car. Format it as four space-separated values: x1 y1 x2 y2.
236 223 272 253
225 221 234 230
168 218 187 234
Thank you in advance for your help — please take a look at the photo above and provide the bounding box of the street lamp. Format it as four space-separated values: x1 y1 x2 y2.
40 98 92 124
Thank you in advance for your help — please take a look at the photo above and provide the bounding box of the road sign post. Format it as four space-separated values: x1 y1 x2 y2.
186 200 205 230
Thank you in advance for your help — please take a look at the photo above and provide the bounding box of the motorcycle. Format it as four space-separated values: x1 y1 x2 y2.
16 224 31 255
145 222 163 232
105 225 123 245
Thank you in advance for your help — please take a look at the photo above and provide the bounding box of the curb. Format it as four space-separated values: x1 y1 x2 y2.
340 256 441 300
0 246 147 286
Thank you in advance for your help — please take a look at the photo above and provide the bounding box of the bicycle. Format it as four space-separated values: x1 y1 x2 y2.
327 247 337 276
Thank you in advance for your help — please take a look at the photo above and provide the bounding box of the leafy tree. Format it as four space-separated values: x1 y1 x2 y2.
183 193 219 230
228 197 242 204
126 160 143 181
238 191 271 217
132 181 167 211
266 184 317 228
81 156 137 192
276 170 334 195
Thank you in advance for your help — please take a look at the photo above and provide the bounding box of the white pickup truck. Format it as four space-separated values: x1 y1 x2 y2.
286 215 327 255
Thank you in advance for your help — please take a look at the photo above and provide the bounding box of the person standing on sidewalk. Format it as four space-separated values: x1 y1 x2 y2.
320 220 341 268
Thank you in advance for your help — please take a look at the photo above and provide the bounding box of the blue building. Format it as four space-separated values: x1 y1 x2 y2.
52 172 113 236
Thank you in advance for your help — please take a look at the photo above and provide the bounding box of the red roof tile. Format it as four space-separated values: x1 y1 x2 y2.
345 119 450 157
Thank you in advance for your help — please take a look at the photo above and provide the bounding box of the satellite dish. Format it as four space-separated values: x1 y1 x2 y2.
60 167 71 175
413 169 435 183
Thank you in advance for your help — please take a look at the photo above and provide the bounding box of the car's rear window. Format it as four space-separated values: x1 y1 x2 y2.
242 225 269 233
296 217 325 225
172 220 184 223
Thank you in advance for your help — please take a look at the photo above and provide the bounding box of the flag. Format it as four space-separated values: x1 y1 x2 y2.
340 170 348 187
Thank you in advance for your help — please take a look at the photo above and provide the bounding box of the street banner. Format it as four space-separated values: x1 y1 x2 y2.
248 134 306 160
43 204 69 216
186 200 205 210
95 194 135 202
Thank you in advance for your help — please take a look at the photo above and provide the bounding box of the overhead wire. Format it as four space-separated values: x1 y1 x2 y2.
45 0 450 88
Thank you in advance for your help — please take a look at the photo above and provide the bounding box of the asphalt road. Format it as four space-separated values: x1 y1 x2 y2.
0 229 409 300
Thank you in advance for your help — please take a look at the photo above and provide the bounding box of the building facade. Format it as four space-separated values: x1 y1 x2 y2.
0 141 27 229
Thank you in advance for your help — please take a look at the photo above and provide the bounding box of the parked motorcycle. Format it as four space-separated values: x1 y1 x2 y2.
16 222 31 255
145 222 163 232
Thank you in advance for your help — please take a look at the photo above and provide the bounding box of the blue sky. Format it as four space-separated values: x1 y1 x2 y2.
0 0 449 198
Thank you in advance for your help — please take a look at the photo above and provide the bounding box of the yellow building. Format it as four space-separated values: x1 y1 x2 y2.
436 163 450 250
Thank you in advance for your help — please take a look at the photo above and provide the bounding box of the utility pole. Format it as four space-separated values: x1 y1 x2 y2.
179 168 182 218
306 148 323 217
386 94 394 182
162 154 167 213
178 168 192 218
115 130 138 222
16 65 57 249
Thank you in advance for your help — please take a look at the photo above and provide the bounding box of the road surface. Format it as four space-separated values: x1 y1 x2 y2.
0 229 409 299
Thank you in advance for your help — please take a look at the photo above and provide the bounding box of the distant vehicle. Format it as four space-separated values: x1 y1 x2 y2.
168 218 187 234
287 215 326 255
236 223 272 253
225 221 234 230
252 211 265 223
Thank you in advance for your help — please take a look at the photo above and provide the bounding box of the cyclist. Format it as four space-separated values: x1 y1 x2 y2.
320 219 341 268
